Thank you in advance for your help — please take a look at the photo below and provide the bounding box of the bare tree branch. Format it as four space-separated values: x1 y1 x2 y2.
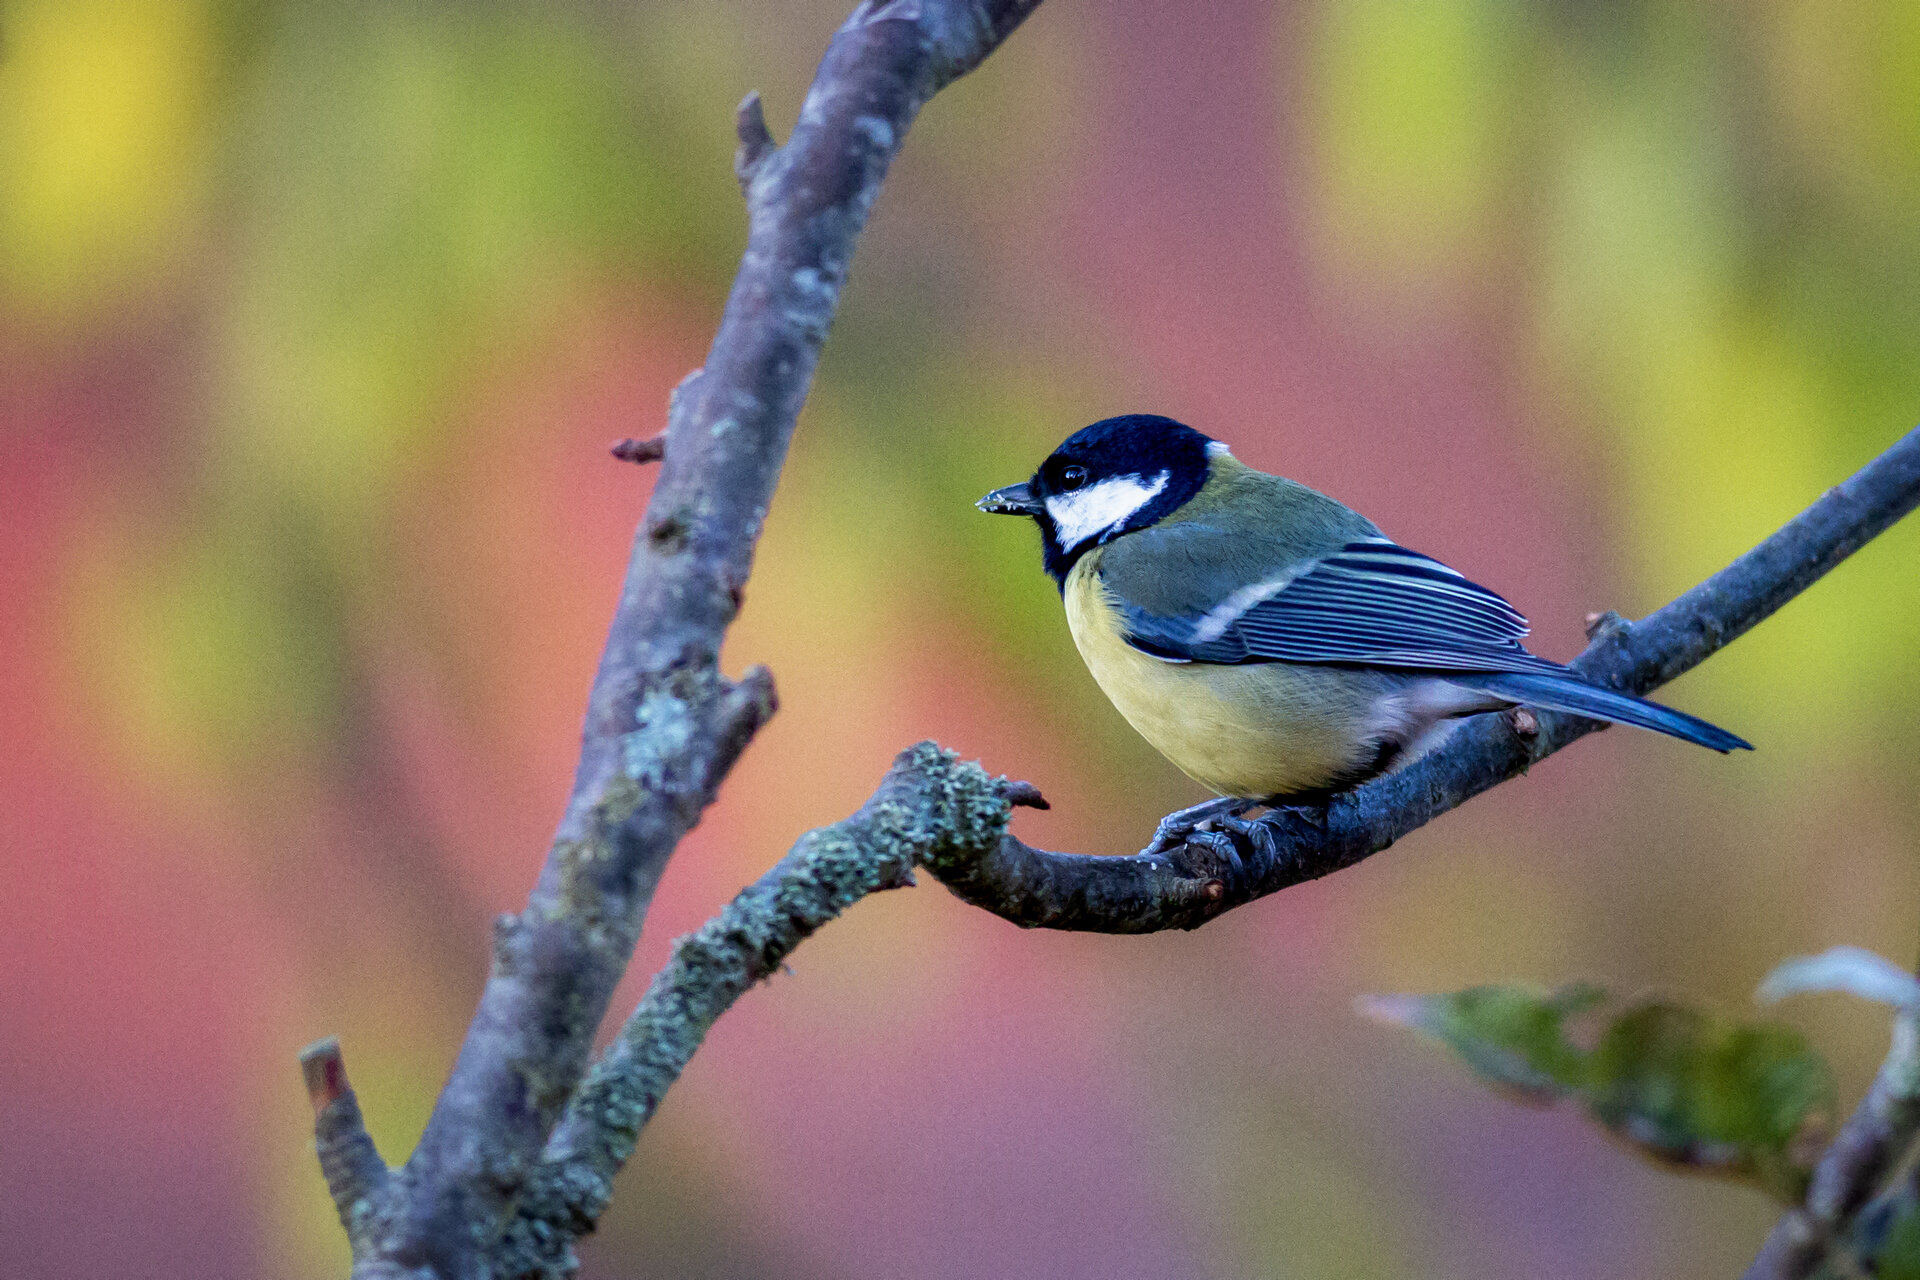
494 743 1044 1279
927 425 1920 932
296 0 1918 1270
1745 1012 1920 1279
477 425 1920 1270
302 3 1045 1276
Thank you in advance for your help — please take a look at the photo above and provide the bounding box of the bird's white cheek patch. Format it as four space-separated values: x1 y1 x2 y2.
1047 472 1169 551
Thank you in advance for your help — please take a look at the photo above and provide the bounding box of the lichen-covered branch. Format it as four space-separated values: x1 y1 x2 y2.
928 424 1920 932
492 743 1043 1279
1745 1011 1920 1279
302 3 1046 1276
295 0 1912 1268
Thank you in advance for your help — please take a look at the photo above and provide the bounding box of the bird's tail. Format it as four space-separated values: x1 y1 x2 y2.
1454 671 1752 753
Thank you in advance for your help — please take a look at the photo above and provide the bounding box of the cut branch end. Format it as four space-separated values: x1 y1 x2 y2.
300 1035 350 1115
300 1035 392 1234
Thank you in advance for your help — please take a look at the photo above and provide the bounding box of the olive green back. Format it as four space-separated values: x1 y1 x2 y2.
1091 454 1379 616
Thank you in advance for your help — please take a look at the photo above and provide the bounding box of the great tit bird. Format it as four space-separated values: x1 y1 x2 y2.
978 414 1750 850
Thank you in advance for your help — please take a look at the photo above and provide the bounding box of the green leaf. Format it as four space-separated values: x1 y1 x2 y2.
1586 1002 1833 1199
1358 983 1602 1101
1866 1198 1920 1280
1365 984 1834 1200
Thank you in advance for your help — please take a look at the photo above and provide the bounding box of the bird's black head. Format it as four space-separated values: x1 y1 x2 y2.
977 414 1216 584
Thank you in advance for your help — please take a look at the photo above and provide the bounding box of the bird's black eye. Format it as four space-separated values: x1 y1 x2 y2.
1059 464 1088 492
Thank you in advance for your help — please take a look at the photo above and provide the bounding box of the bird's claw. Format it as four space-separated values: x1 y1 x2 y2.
1140 814 1197 860
1138 796 1256 859
1198 813 1281 892
1136 797 1284 899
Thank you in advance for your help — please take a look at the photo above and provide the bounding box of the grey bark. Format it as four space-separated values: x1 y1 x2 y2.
298 0 1920 1273
497 744 1043 1279
304 3 1046 1277
1745 1013 1920 1279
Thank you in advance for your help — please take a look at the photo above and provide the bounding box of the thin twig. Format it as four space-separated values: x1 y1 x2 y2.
494 743 1045 1278
609 436 665 465
308 3 1046 1276
1745 1013 1920 1279
926 425 1920 932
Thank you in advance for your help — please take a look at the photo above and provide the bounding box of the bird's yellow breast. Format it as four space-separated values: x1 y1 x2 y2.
1063 554 1392 799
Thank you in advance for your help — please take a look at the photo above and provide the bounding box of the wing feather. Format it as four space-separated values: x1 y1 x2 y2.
1119 539 1568 674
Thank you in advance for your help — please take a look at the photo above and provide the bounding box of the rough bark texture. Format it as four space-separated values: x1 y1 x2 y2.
927 425 1920 933
496 744 1041 1279
301 0 1920 1273
303 1037 392 1247
468 422 1919 1277
305 4 1046 1277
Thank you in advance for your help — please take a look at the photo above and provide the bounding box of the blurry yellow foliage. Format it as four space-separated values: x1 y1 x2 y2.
1527 21 1920 748
0 0 213 320
195 7 744 552
1306 0 1518 280
67 517 336 794
1767 1 1920 220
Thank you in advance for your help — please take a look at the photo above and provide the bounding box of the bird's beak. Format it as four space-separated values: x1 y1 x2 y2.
977 481 1042 516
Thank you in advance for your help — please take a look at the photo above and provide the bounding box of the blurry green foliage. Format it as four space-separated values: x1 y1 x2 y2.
1304 0 1920 751
212 4 742 535
1362 983 1603 1100
17 0 1918 808
72 518 343 785
1870 1200 1920 1280
8 3 1920 1273
1585 1003 1832 1200
0 0 216 317
10 1 757 789
1367 984 1834 1200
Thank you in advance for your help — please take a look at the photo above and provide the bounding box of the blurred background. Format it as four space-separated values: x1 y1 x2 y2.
4 0 1918 1276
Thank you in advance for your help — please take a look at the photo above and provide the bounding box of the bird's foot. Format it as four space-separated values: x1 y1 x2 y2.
1194 813 1283 892
1179 798 1329 897
1139 796 1259 859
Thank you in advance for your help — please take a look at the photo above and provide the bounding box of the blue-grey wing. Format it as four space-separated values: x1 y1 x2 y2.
1119 540 1569 674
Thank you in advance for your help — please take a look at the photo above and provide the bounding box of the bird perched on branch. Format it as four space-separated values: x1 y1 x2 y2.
978 414 1751 855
